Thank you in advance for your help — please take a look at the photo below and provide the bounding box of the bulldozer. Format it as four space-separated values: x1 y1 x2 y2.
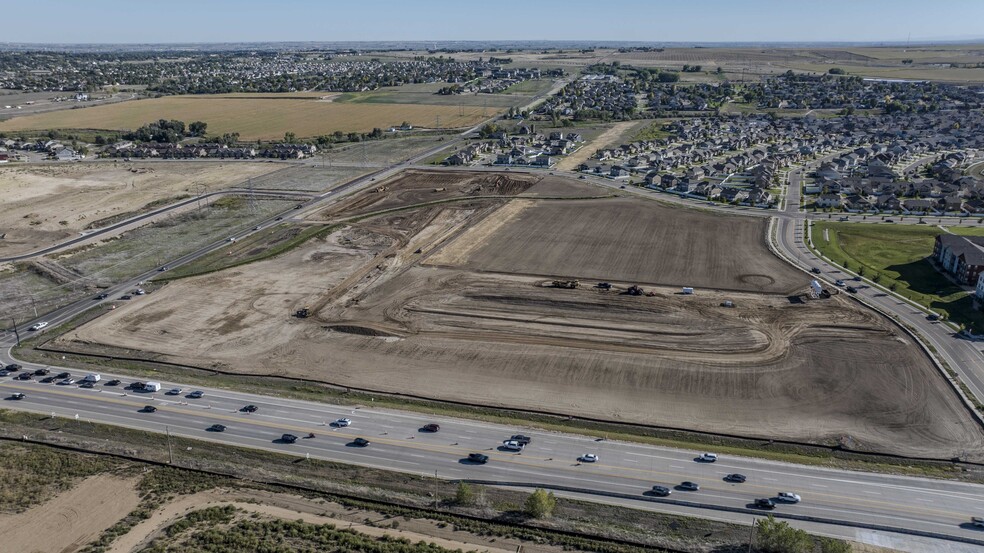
552 280 580 289
295 307 310 318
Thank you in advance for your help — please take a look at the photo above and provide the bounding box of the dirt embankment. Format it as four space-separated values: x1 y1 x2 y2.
0 474 140 553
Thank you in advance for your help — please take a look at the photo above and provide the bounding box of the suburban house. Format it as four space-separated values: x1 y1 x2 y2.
934 233 984 286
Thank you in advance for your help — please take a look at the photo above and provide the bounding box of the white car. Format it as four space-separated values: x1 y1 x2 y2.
166 388 183 395
29 322 49 331
777 492 802 503
697 453 718 462
579 453 599 463
972 516 984 528
501 440 524 451
333 418 352 427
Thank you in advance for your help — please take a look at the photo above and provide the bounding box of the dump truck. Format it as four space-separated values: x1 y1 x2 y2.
295 307 310 318
552 280 580 289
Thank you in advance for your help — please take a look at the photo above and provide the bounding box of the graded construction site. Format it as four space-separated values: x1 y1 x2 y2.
58 169 984 460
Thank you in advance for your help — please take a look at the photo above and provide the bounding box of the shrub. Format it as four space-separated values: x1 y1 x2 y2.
523 489 557 519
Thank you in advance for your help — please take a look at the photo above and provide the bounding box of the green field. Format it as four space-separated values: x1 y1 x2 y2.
500 78 554 95
814 221 984 329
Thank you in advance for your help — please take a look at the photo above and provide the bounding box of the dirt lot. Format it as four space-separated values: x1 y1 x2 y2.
59 171 984 459
0 474 140 553
0 161 280 256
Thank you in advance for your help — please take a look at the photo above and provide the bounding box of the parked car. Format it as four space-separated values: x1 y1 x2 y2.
777 492 801 503
208 424 226 432
650 485 672 496
579 453 599 463
724 473 746 483
28 322 49 331
421 423 440 432
188 390 204 399
467 453 489 464
501 440 524 451
352 437 371 447
679 481 700 491
333 418 352 427
697 453 718 462
755 498 776 510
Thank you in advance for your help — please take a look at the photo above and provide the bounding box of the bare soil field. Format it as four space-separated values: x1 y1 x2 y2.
0 161 280 257
0 474 140 553
58 171 984 459
0 95 500 140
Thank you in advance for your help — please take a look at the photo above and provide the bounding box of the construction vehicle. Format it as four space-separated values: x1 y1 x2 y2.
295 307 310 318
626 285 644 296
552 280 580 289
597 282 612 290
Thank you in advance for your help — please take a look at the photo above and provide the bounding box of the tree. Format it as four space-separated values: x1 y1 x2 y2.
284 131 297 143
828 67 845 75
454 482 474 505
755 515 813 553
858 266 865 277
189 121 208 137
523 488 557 518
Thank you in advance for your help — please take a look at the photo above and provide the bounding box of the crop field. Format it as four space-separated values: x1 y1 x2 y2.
59 170 984 460
0 94 500 140
325 135 451 165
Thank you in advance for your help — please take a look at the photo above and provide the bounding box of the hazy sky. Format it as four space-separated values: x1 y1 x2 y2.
4 0 983 44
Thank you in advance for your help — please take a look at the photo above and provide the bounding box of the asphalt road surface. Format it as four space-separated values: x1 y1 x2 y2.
1 350 984 551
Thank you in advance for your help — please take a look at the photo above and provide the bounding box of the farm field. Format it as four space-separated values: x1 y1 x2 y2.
0 94 501 140
59 170 984 460
325 135 451 165
813 221 984 329
0 161 280 257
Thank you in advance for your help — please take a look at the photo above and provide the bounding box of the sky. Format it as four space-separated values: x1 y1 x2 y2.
3 0 983 44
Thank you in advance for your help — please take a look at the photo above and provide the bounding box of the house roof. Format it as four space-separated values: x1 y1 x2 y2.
938 234 984 267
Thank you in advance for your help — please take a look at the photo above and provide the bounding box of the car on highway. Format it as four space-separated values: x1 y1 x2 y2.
510 434 532 445
28 322 49 331
40 376 56 383
754 498 776 510
134 289 146 295
777 492 801 503
650 485 671 496
253 226 261 231
696 453 718 462
678 481 700 491
927 314 940 321
96 293 109 300
142 405 157 413
16 372 32 380
972 516 984 528
845 286 858 294
333 418 352 427
79 381 95 388
241 405 259 413
0 370 9 377
501 440 524 451
158 266 168 272
118 295 132 300
834 280 845 287
58 378 76 385
9 393 25 400
280 433 298 444
208 424 226 432
33 368 49 376
166 388 183 395
188 390 204 399
810 267 821 274
421 423 440 432
579 453 599 463
467 453 489 464
723 473 746 483
105 379 121 386
352 437 371 447
884 219 894 223
5 363 23 371
56 372 71 379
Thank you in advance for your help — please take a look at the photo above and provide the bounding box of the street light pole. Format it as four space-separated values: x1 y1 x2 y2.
165 425 173 464
11 318 20 347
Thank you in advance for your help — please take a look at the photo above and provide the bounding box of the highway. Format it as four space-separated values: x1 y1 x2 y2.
2 352 984 550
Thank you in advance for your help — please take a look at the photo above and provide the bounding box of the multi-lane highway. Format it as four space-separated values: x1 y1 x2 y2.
2 351 984 550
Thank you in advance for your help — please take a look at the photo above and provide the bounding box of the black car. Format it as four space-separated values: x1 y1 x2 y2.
208 424 226 432
79 381 95 388
4 363 22 371
56 372 71 379
352 437 371 447
16 372 33 380
96 293 109 300
40 376 56 383
754 498 776 510
810 267 821 274
33 368 50 376
281 433 298 443
926 314 940 321
119 295 132 300
242 404 259 413
9 393 25 400
510 434 532 445
105 379 122 386
421 423 440 432
0 370 9 377
846 286 858 294
650 485 671 496
724 473 747 483
142 405 157 413
678 481 700 491
467 453 489 464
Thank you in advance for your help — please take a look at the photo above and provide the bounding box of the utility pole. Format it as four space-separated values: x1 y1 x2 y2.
433 470 438 508
165 425 174 464
11 318 20 347
746 518 755 553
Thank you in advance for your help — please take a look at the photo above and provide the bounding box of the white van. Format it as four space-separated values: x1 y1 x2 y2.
83 373 101 382
144 381 162 392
